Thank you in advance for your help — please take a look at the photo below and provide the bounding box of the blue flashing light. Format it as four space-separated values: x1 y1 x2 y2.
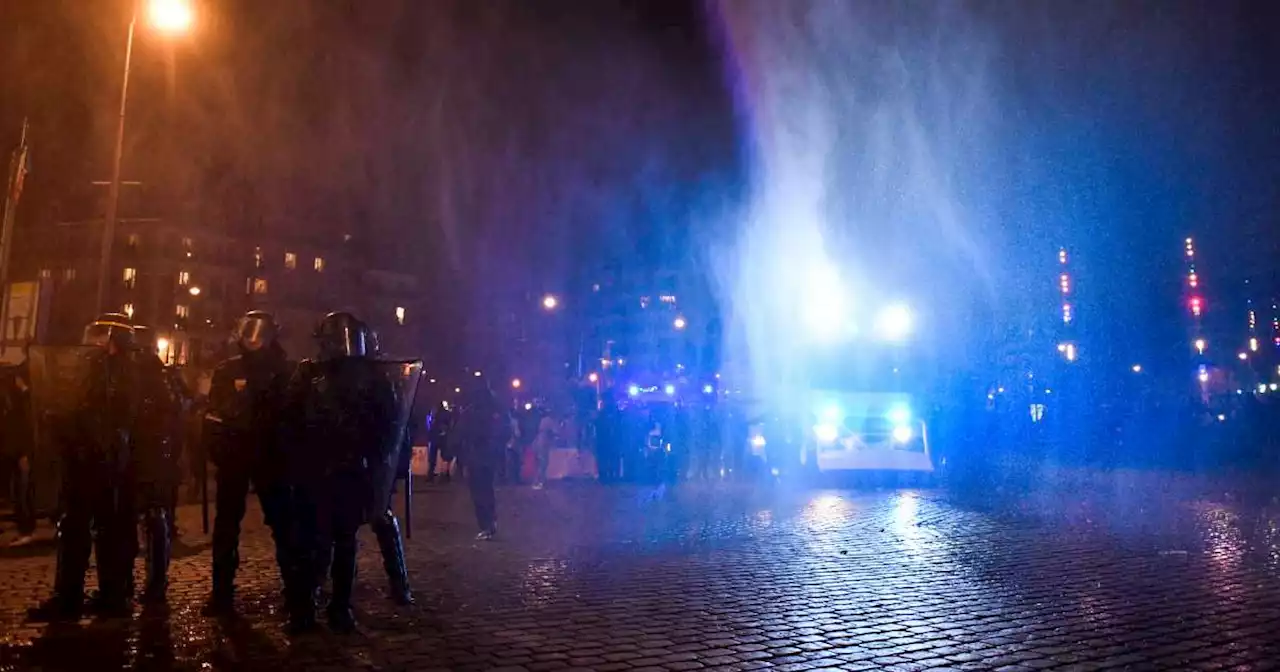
886 405 911 425
627 385 640 398
664 384 676 396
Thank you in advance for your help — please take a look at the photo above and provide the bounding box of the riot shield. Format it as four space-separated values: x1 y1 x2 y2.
366 359 423 522
26 345 99 516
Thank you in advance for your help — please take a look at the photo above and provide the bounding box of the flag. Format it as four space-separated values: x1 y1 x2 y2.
7 119 30 205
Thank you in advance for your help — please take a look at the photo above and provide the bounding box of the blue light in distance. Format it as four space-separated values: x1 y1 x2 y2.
664 384 676 396
627 385 640 397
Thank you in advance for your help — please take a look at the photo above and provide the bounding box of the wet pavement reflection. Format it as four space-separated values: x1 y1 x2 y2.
1 469 1278 670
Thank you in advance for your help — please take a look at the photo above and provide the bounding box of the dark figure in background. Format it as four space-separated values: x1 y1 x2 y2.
514 402 540 485
30 315 141 620
202 311 295 615
127 325 186 601
1 363 36 545
427 401 454 482
312 327 415 606
459 382 505 539
594 390 622 483
284 312 408 632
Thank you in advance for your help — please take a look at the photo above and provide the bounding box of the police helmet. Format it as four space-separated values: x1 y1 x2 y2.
235 310 279 353
82 313 135 350
313 311 370 359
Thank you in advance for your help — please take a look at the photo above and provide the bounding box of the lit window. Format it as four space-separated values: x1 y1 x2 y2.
314 257 324 272
395 306 406 325
63 268 77 281
254 247 263 269
123 267 137 288
38 269 51 279
122 303 135 318
176 304 189 318
252 278 268 295
127 233 140 248
177 270 190 286
284 252 297 270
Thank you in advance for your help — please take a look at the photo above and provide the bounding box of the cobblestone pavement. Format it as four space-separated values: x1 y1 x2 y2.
1 471 1279 671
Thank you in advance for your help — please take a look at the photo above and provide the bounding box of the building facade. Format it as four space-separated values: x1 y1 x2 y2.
11 210 427 369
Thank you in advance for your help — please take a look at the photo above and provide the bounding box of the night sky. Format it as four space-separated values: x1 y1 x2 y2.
2 0 1279 370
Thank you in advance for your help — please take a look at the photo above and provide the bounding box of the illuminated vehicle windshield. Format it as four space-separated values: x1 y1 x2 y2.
806 349 912 393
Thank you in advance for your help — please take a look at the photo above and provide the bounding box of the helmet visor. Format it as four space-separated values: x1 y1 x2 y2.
236 315 277 352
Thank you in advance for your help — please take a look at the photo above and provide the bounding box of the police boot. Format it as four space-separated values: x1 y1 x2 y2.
373 511 414 605
90 528 134 617
325 543 357 633
143 508 171 602
28 518 90 621
203 545 238 615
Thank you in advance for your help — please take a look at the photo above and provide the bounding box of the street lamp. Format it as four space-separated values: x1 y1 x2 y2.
511 378 521 389
96 0 193 312
147 0 194 33
587 372 599 383
673 316 687 330
1194 338 1207 355
542 294 559 310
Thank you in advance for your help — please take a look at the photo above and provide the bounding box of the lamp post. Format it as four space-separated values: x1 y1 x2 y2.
95 0 193 313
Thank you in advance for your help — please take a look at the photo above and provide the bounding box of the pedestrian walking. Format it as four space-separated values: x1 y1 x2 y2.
458 382 505 540
426 400 454 482
532 406 559 489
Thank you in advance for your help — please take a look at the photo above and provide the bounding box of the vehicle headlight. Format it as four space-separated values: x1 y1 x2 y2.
891 425 913 443
886 404 911 425
876 304 912 341
750 434 767 448
814 423 838 443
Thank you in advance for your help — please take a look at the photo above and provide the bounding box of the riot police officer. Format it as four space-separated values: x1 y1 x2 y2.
284 312 414 632
30 314 141 619
128 324 186 601
311 326 414 606
203 311 294 614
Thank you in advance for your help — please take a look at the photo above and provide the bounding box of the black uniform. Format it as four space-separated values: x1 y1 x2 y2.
459 385 506 538
284 312 408 632
31 316 141 619
204 312 295 612
312 326 414 607
427 403 454 480
128 327 185 601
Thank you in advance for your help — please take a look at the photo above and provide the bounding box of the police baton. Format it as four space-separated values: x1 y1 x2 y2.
404 467 412 540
